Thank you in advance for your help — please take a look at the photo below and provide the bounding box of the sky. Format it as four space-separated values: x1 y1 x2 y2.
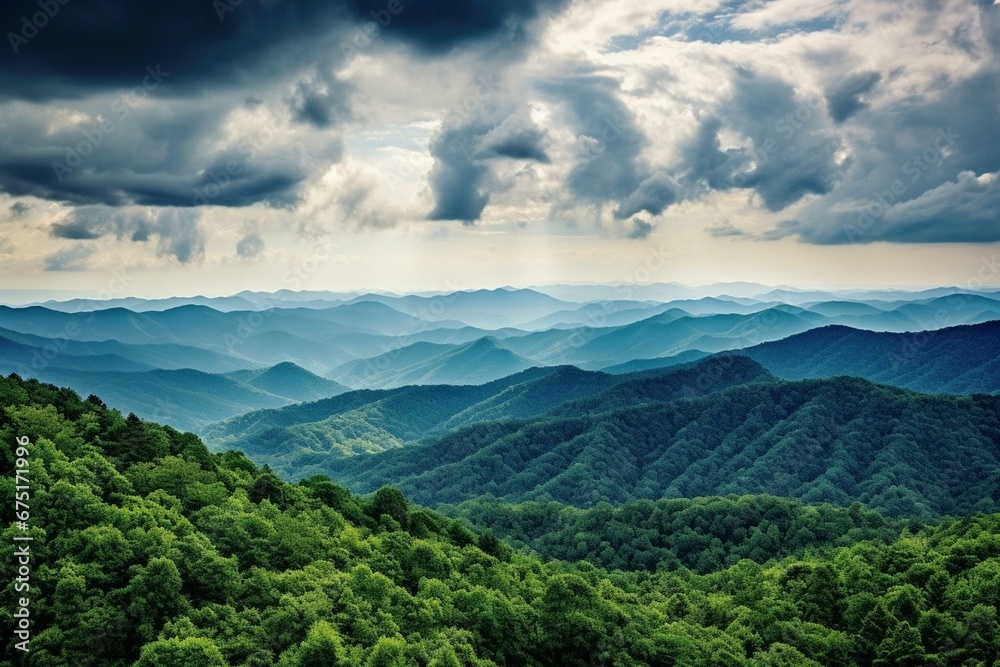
0 0 998 298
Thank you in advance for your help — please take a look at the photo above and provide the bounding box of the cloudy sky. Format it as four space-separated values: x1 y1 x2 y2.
1 0 998 298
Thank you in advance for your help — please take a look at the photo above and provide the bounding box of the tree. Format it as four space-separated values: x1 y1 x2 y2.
367 637 410 666
369 486 409 527
135 637 227 667
873 622 926 667
294 620 348 667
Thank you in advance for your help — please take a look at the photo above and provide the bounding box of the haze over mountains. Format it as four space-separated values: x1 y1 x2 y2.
2 284 1000 433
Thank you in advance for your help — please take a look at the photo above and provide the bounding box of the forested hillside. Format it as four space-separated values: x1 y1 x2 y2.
2 372 1000 667
203 357 771 480
328 368 1000 519
737 321 1000 394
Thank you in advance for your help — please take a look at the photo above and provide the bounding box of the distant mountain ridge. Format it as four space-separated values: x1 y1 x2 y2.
328 337 538 388
2 361 347 432
204 357 777 481
734 320 1000 394
329 368 1000 518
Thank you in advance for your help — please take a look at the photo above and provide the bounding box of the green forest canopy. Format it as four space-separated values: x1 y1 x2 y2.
1 373 998 666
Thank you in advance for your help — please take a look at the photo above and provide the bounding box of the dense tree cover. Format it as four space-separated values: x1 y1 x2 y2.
738 320 1000 395
2 373 1000 667
330 372 1000 519
441 496 909 574
205 357 773 482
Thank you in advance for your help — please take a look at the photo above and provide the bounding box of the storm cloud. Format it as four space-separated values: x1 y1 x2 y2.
51 207 205 263
0 0 997 271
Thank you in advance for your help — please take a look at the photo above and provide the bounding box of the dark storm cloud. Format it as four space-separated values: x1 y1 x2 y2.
0 0 564 215
427 123 493 222
0 93 321 209
0 1 351 100
0 0 568 101
543 72 647 204
50 207 205 263
43 244 95 271
480 111 550 162
341 0 569 54
826 71 881 123
769 54 1000 244
615 171 679 219
426 106 548 222
683 69 845 212
289 71 353 128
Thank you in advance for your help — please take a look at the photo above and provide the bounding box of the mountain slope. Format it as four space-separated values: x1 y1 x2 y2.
205 357 772 479
7 371 1000 667
225 361 349 402
202 365 597 468
0 334 154 373
328 337 540 388
0 326 260 372
328 370 1000 518
736 320 1000 394
12 361 349 433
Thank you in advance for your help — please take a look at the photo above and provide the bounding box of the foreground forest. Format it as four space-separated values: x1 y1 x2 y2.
2 373 1000 666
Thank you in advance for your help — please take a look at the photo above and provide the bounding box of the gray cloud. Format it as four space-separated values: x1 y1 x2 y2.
51 207 204 263
236 232 265 260
0 93 327 210
9 201 30 218
706 220 746 237
479 108 549 162
615 171 680 219
426 123 493 222
426 100 555 222
290 70 353 128
624 217 654 239
682 69 846 212
767 36 1000 245
542 71 647 204
826 71 881 123
43 244 96 271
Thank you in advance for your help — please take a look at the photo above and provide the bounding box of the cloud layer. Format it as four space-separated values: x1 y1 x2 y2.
0 0 996 273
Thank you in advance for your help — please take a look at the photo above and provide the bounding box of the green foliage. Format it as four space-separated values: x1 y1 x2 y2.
330 373 1000 519
442 495 904 573
2 372 999 667
135 637 228 667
